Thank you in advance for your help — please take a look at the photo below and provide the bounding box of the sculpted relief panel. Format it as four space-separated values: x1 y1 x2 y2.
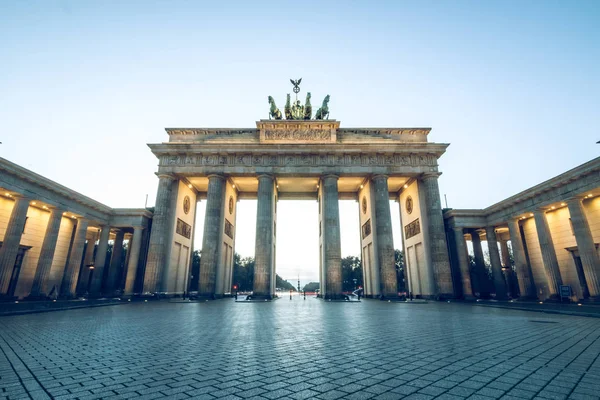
263 128 331 141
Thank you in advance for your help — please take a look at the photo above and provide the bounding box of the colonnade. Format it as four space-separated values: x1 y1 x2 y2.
0 192 146 299
450 196 600 301
145 171 452 300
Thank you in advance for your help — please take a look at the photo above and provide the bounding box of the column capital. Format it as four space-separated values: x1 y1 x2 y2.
566 197 584 206
156 173 176 181
132 225 144 231
11 193 32 201
206 174 226 181
256 174 274 181
421 172 442 180
371 174 389 181
321 174 339 181
452 226 465 235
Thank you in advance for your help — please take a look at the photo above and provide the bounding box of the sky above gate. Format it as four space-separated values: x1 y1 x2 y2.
1 0 599 286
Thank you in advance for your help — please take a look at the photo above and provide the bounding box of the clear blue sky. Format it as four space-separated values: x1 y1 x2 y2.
1 0 598 285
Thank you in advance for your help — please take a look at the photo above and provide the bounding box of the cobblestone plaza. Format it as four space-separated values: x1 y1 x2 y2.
1 300 600 400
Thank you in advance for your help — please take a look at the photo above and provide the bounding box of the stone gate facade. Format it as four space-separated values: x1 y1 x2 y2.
143 120 454 299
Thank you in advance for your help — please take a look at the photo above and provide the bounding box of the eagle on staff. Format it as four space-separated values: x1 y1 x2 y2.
267 78 329 120
290 78 302 94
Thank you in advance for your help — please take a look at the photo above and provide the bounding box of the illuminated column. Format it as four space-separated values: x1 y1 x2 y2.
485 226 508 300
452 227 474 299
253 175 275 299
533 210 562 297
0 195 30 296
29 208 63 297
321 175 343 299
144 173 176 293
76 232 97 295
567 198 600 300
499 240 515 297
372 175 397 298
507 218 536 298
470 230 490 298
421 173 454 298
60 218 89 298
199 175 226 297
124 226 144 296
90 226 110 296
107 230 125 294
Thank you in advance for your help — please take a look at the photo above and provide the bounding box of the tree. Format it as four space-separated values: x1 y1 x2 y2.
341 256 362 291
189 250 201 291
303 282 320 292
232 255 254 291
276 275 296 291
395 249 406 292
230 253 292 292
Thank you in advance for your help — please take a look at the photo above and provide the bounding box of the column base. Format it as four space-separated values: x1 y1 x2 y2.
462 295 477 302
24 295 50 301
544 294 562 302
324 294 347 301
585 296 600 303
517 295 539 301
435 293 455 301
0 295 18 302
378 294 406 302
246 294 273 301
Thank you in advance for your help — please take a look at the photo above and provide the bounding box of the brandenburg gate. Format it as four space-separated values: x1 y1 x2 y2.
142 85 454 300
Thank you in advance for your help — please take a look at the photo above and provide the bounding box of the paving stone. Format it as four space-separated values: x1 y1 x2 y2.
0 301 600 400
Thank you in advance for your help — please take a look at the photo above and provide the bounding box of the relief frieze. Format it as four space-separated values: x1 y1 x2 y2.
159 152 438 168
166 128 256 136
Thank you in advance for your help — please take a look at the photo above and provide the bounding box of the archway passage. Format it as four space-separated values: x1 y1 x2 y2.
143 120 454 300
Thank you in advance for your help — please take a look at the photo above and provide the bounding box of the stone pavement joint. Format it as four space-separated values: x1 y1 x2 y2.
1 301 600 399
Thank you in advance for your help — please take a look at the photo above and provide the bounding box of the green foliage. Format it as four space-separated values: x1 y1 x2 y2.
190 250 201 291
232 254 255 291
302 282 320 292
341 255 362 291
231 253 293 292
276 275 296 291
395 249 406 292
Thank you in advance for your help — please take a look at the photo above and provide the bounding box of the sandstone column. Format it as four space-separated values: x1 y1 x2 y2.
507 219 536 298
76 233 97 295
29 208 63 298
124 226 144 296
60 218 89 298
322 175 343 299
144 174 176 293
471 230 490 298
499 240 515 297
421 173 454 298
372 175 397 298
0 195 30 296
486 226 508 300
253 175 275 299
500 241 511 267
199 175 226 297
567 198 600 300
90 226 110 296
533 210 562 297
107 230 124 294
452 227 474 299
